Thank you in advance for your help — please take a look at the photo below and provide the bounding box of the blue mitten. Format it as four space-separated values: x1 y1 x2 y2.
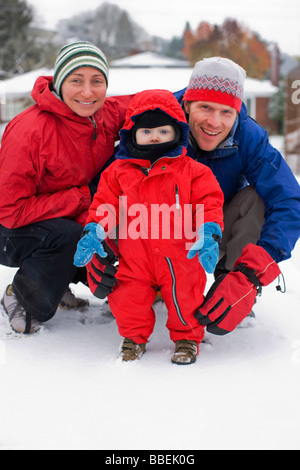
74 223 107 268
187 222 222 274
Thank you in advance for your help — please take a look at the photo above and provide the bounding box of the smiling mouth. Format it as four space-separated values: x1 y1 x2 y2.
76 100 97 106
201 127 220 136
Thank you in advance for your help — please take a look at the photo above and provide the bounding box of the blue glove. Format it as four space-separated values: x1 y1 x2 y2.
74 223 107 268
187 222 222 274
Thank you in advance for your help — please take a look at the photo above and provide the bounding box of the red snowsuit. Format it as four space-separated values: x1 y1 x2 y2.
0 76 132 229
87 90 224 345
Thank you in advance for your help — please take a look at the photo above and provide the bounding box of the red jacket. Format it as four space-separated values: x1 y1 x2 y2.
87 90 224 261
0 76 132 229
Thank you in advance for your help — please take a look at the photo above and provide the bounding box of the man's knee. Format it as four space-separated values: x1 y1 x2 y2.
220 187 265 271
40 218 83 253
230 186 265 220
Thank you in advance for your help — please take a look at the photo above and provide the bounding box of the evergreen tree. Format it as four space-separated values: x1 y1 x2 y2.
0 0 33 74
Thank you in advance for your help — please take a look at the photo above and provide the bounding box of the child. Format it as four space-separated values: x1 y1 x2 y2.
74 89 224 365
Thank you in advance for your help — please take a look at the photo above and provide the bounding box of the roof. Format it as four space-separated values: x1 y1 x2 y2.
0 68 53 98
244 78 278 97
108 67 193 95
110 51 190 68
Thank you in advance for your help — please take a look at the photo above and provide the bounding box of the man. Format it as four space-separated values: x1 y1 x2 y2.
90 57 300 335
176 57 299 271
172 57 300 333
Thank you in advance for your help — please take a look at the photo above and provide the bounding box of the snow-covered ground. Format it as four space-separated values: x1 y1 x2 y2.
0 137 299 450
0 240 299 451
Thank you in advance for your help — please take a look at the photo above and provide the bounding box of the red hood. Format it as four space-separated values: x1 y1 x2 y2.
123 89 188 130
117 89 190 161
31 76 94 122
32 76 70 115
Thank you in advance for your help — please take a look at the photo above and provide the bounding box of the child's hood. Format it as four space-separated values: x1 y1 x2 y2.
116 89 190 160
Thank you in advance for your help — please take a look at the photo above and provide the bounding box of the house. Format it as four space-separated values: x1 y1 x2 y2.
0 68 52 131
109 52 279 133
243 78 278 133
107 52 192 96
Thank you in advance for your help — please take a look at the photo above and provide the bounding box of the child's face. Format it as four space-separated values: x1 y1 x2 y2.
135 125 176 146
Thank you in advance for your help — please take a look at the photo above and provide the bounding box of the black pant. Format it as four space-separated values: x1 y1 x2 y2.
0 218 86 322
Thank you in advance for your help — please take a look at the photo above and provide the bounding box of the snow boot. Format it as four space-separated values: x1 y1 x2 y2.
171 340 198 365
1 285 42 334
59 287 89 311
120 338 146 362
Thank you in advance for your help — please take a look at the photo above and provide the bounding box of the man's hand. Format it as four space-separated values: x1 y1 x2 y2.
195 244 281 335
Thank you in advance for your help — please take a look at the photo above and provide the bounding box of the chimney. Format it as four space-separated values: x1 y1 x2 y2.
270 43 280 86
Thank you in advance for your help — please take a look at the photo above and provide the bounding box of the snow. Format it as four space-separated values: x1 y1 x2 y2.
0 234 300 450
244 78 278 97
111 52 190 68
1 68 53 98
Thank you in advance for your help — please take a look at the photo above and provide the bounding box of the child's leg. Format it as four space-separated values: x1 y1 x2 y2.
159 257 206 347
108 277 157 345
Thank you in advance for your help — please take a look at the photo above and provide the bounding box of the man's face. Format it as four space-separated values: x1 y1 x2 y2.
184 101 237 151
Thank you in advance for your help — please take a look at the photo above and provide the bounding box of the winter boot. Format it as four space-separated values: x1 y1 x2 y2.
120 338 146 362
1 285 42 334
59 287 89 311
171 340 198 365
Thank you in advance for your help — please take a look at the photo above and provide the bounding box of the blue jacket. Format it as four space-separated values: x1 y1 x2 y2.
174 88 300 263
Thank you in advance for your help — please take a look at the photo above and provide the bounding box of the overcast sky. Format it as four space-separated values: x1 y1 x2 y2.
28 0 300 56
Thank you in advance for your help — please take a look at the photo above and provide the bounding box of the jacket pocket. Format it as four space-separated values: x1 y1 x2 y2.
0 224 50 242
165 257 187 326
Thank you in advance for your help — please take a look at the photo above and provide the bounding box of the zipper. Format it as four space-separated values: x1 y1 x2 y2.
165 257 187 326
4 238 9 252
175 184 181 218
140 167 150 176
90 117 97 140
140 155 180 176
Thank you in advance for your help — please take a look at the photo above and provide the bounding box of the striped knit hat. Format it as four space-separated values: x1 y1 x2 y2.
183 57 246 112
53 41 109 97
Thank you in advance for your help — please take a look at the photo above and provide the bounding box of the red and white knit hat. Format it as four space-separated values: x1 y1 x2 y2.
183 57 246 112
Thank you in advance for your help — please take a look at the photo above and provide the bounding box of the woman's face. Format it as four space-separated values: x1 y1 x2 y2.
61 67 107 117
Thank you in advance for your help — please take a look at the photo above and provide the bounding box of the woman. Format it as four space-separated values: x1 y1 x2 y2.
0 42 132 334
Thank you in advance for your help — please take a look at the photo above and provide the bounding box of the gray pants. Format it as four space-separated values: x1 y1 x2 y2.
219 186 265 271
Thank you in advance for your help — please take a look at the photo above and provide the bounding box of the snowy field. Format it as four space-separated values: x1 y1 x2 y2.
0 240 299 451
0 136 299 451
